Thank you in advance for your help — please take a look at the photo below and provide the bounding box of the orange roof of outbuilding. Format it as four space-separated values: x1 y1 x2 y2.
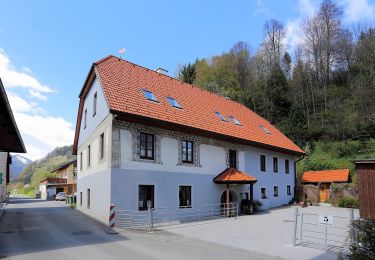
214 168 257 184
301 169 350 183
73 55 305 155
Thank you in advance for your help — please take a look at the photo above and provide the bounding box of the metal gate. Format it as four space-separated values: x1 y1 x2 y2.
115 203 238 232
293 207 355 250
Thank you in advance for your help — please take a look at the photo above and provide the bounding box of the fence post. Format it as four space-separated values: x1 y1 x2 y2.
147 205 151 232
324 224 328 246
293 207 298 246
299 213 304 241
349 208 355 244
105 203 118 234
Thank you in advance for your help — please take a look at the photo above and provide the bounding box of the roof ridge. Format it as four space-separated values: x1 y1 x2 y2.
94 55 116 65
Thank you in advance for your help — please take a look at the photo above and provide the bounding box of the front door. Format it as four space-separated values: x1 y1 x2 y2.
319 184 329 202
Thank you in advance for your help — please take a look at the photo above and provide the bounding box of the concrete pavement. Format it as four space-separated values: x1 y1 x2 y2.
162 206 357 260
0 197 275 260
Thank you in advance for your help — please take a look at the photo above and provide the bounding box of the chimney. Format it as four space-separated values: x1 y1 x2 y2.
156 67 168 75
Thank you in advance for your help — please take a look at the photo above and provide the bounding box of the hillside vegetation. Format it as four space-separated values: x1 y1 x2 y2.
297 139 375 182
177 0 375 182
10 145 75 196
177 0 375 152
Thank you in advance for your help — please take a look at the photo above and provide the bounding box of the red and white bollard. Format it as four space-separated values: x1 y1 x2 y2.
105 203 118 234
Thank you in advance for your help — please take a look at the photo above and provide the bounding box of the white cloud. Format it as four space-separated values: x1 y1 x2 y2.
298 0 316 17
341 0 375 22
284 0 318 54
7 92 34 113
253 0 271 16
1 48 74 160
0 49 54 94
29 89 48 101
14 112 74 149
19 145 42 161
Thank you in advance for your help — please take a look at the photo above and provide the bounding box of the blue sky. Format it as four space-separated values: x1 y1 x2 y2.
1 0 374 160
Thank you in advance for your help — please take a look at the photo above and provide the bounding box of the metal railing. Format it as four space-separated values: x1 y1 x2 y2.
293 207 355 250
115 203 238 232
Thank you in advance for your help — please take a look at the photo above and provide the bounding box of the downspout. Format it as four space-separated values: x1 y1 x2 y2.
294 155 305 201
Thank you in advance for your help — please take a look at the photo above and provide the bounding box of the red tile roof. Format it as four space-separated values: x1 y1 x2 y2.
214 168 257 183
301 169 350 183
73 55 304 155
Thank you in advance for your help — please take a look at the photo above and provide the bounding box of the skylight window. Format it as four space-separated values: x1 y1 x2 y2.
214 112 228 122
260 125 272 135
166 97 182 109
229 115 241 126
142 89 158 102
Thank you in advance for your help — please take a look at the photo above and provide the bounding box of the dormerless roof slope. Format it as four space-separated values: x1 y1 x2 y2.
302 169 350 183
0 77 26 153
73 55 304 155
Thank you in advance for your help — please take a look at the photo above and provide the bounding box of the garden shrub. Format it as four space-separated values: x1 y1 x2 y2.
349 219 375 259
338 196 359 208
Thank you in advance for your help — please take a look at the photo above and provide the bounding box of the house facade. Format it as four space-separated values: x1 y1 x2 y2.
73 55 304 224
39 160 77 200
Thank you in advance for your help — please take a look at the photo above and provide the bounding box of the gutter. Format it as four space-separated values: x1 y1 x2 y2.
294 155 305 200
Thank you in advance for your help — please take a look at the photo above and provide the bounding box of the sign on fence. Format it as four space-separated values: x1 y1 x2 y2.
319 215 333 226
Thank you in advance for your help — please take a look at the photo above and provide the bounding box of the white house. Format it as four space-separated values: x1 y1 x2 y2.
73 55 305 224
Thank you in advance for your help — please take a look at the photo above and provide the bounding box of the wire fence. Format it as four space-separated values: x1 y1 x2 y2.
115 203 238 232
293 207 356 250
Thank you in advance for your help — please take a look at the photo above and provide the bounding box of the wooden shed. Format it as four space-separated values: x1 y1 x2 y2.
351 159 375 219
301 169 350 202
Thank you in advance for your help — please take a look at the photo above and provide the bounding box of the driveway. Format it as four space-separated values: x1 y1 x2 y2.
0 197 274 260
161 206 359 260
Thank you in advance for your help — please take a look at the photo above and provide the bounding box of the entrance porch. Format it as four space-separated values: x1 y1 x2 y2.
213 168 257 215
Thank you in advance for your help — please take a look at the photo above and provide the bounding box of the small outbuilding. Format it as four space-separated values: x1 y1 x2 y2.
351 160 375 219
301 169 350 202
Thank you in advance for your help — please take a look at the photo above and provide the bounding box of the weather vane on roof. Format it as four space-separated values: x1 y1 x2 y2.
118 48 125 60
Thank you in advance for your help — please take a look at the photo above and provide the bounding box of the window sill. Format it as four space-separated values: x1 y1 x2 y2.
179 206 192 209
140 157 155 160
182 161 194 164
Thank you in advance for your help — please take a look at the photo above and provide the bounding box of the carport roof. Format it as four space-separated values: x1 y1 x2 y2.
0 77 26 153
213 168 257 184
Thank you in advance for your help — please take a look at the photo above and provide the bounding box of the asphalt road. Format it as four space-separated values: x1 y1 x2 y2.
0 197 276 260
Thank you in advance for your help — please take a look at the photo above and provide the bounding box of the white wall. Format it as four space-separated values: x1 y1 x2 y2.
76 113 113 224
77 169 112 224
119 130 228 176
78 76 110 147
113 128 298 212
78 115 112 176
242 147 297 209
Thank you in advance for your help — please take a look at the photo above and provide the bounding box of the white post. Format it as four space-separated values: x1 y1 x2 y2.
293 207 298 246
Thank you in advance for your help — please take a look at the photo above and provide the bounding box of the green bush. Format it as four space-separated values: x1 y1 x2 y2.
338 196 359 208
70 203 76 209
349 219 375 259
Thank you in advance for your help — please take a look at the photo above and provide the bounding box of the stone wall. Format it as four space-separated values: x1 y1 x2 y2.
302 185 320 205
330 183 358 205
